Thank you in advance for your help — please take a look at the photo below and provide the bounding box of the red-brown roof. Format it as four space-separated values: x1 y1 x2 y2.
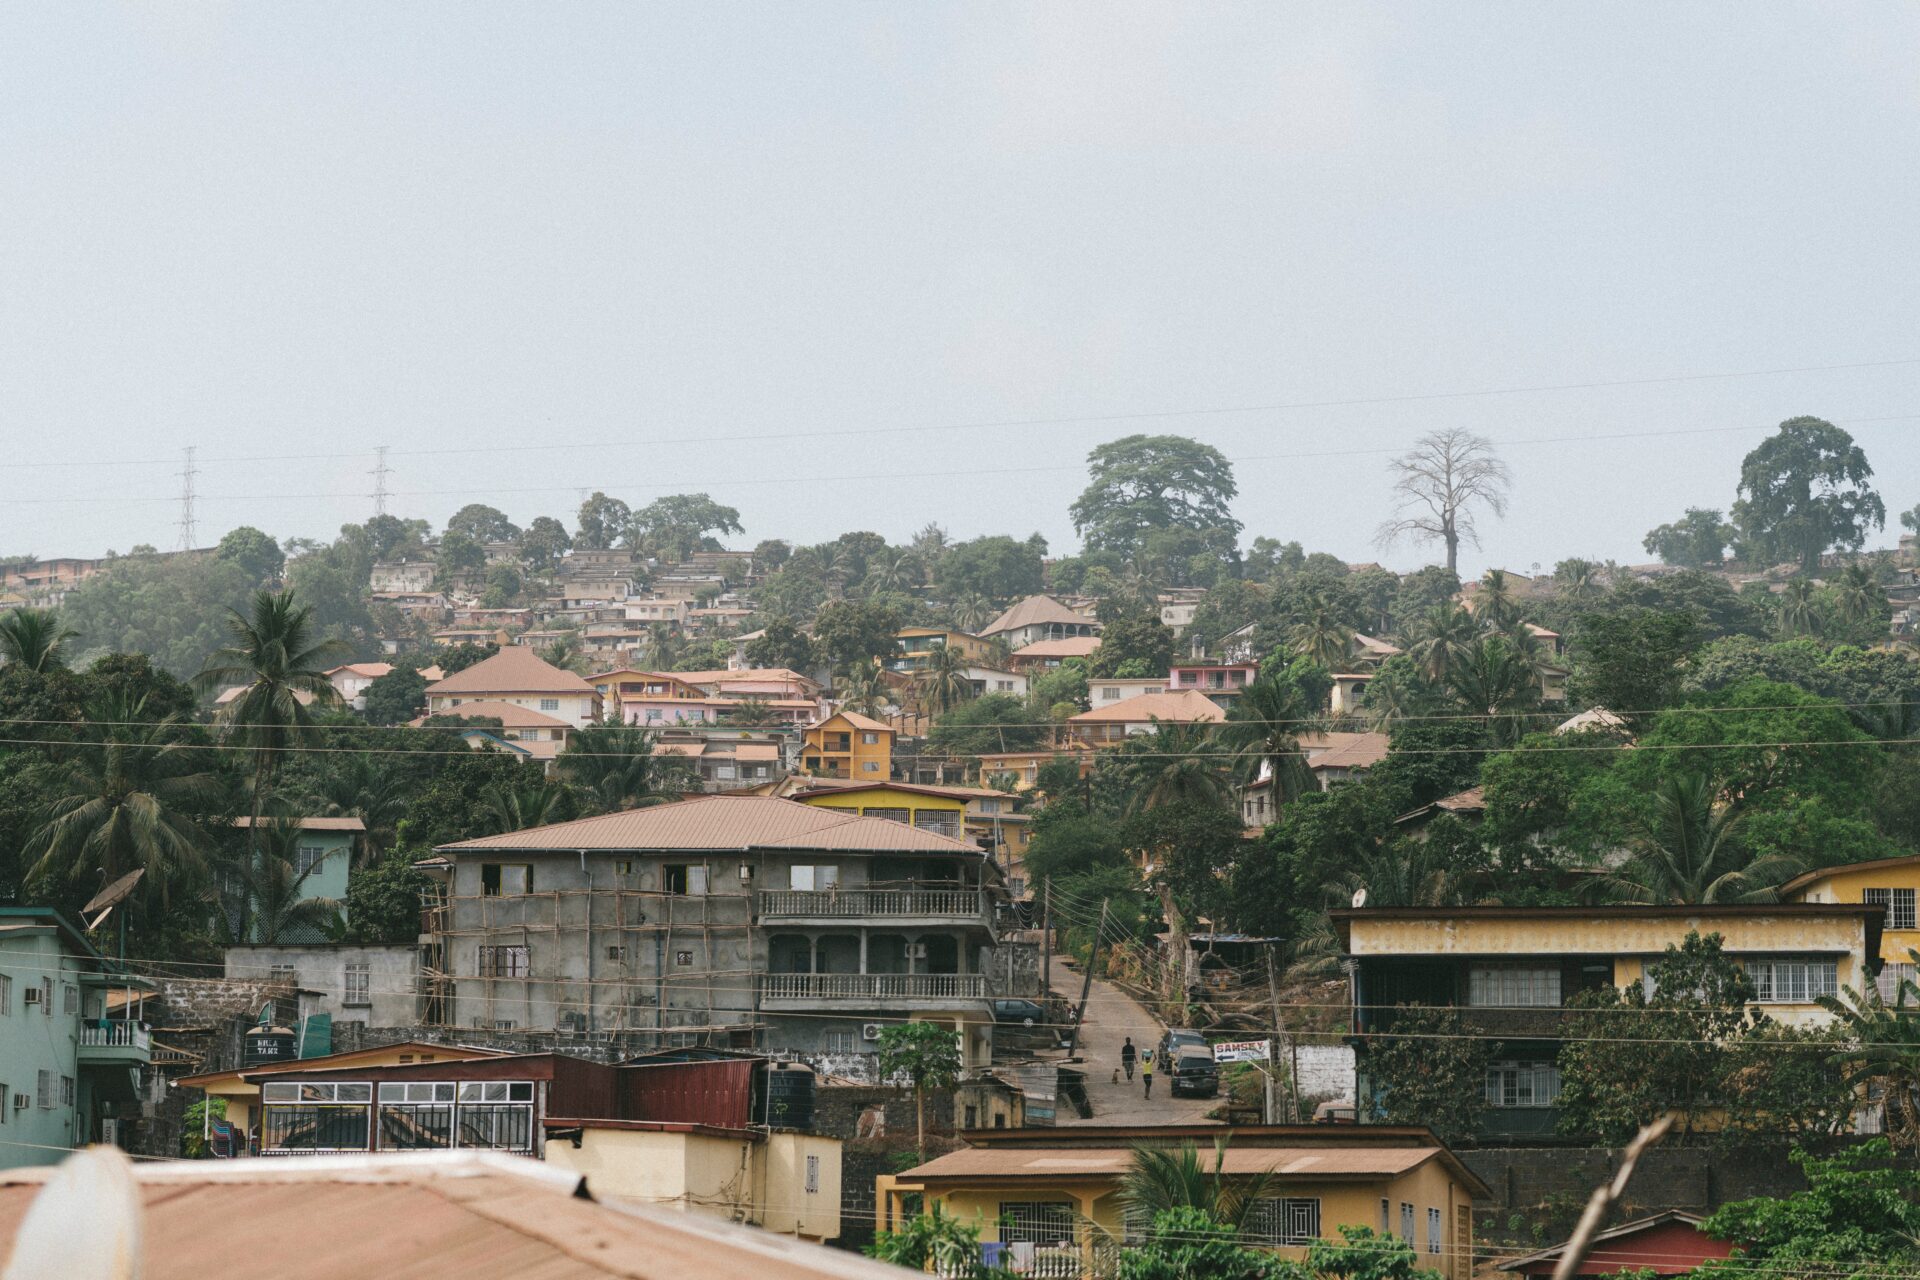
420 700 573 729
230 816 366 832
982 595 1093 636
1069 690 1226 724
1011 637 1102 659
425 646 595 697
1299 731 1392 771
438 794 984 855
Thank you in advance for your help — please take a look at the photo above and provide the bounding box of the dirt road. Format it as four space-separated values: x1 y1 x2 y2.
1046 954 1221 1126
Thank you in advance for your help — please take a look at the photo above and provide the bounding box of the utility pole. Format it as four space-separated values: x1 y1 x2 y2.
1040 878 1053 991
370 446 392 516
175 446 199 551
1267 944 1300 1122
1063 898 1108 1059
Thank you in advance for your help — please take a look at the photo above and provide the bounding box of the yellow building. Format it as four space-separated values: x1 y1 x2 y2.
175 1041 508 1140
800 710 894 779
544 1119 842 1242
1783 853 1920 996
878 1125 1487 1280
788 780 1034 894
889 627 995 673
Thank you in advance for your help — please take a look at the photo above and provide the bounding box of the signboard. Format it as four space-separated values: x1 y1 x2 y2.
1212 1039 1272 1064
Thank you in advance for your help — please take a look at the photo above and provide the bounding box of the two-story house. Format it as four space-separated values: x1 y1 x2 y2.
423 646 600 728
1066 690 1224 746
1165 659 1259 708
887 629 996 674
1783 853 1920 998
434 796 1003 1069
801 711 894 779
1334 903 1881 1140
1007 636 1102 673
0 908 154 1167
979 596 1100 650
231 816 364 941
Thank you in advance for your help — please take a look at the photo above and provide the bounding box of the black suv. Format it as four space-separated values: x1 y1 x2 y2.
1169 1045 1219 1098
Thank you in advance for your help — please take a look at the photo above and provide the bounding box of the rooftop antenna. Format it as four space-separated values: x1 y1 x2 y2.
370 445 392 516
175 446 199 550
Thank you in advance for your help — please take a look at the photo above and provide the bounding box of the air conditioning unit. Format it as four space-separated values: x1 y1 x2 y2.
11 1095 27 1111
23 988 43 1009
861 1023 883 1043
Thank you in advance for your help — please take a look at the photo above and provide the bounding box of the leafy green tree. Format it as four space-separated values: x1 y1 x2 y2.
1567 608 1698 721
1023 807 1127 884
558 724 695 811
1608 570 1770 642
445 503 520 544
1117 1206 1286 1280
1441 634 1540 738
1478 730 1622 869
216 526 286 584
481 562 523 608
811 598 903 672
344 846 433 944
574 492 631 551
1732 416 1885 573
926 693 1050 755
1404 603 1480 683
933 534 1047 602
1029 660 1090 717
434 529 487 582
362 667 427 724
1358 1005 1493 1145
744 617 817 671
1087 601 1174 679
865 1203 997 1277
1122 799 1242 929
284 546 379 656
86 652 198 721
1070 434 1241 563
0 608 77 673
1375 429 1510 575
1586 773 1791 904
1642 508 1734 568
1289 587 1357 669
629 493 743 561
917 644 977 716
62 553 258 676
1556 932 1755 1142
1817 968 1920 1149
435 642 497 675
354 514 431 561
1695 1140 1920 1277
1290 1226 1446 1280
517 515 572 574
874 1020 962 1157
1121 725 1230 814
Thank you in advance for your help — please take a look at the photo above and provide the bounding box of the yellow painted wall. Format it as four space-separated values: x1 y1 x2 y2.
799 787 965 822
801 716 893 779
545 1128 843 1241
1788 864 1920 964
186 1045 496 1138
759 1132 843 1240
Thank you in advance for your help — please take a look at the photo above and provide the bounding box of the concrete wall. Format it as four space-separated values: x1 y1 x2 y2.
224 944 420 1026
0 932 85 1167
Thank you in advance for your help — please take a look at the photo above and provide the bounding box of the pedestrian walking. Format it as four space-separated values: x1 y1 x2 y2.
1121 1037 1136 1082
1141 1048 1154 1099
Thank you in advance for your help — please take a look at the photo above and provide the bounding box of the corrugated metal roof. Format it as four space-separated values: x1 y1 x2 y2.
1300 731 1391 771
1011 637 1102 658
231 816 368 832
899 1145 1440 1180
981 594 1091 636
439 794 985 855
420 700 574 729
425 646 596 697
1069 690 1226 724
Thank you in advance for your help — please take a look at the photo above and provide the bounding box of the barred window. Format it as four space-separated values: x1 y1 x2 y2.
1746 957 1838 1003
1467 964 1561 1008
805 1154 820 1194
0 974 11 1015
1243 1198 1322 1246
457 1104 534 1151
1400 1202 1415 1246
477 945 530 979
1865 888 1917 931
1878 963 1918 1004
1427 1207 1443 1254
344 963 371 1005
262 1104 371 1151
999 1201 1075 1247
1484 1060 1561 1109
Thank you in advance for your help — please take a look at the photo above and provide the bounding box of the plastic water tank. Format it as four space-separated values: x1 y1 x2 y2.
243 1025 297 1067
763 1061 816 1131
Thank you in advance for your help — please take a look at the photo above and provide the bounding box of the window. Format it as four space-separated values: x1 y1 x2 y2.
790 865 839 892
1427 1207 1442 1254
613 860 634 876
606 945 628 963
1485 1060 1561 1109
296 843 327 876
1879 963 1918 1003
1244 1198 1322 1246
1000 1202 1075 1248
481 864 533 896
805 1154 820 1194
675 950 694 966
861 761 881 772
60 1077 74 1108
1400 1203 1414 1246
913 811 962 838
1380 1199 1390 1234
826 1030 857 1054
0 1086 7 1120
1468 964 1561 1008
861 732 878 745
1865 888 1917 931
62 985 77 1015
344 963 371 1006
1747 957 1838 1003
663 864 708 896
963 1104 978 1128
0 974 10 1015
36 1071 53 1110
268 965 297 985
1101 687 1121 701
539 698 560 711
863 807 911 825
477 945 530 978
978 799 1002 814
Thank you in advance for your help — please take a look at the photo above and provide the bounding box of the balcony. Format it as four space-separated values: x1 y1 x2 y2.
758 889 990 928
761 972 989 1010
78 1020 153 1065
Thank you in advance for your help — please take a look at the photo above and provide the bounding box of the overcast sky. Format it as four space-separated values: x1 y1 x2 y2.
4 4 1917 576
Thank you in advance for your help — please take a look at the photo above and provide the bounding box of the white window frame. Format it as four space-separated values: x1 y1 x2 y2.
1484 1060 1561 1109
344 963 371 1006
296 843 327 877
1746 956 1839 1004
1427 1206 1443 1254
1865 888 1917 931
805 1154 820 1194
36 1070 52 1110
1468 963 1561 1008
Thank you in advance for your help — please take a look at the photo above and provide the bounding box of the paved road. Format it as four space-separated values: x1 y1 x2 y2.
1046 954 1221 1126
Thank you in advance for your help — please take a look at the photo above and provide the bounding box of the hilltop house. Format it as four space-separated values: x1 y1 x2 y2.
423 646 600 728
979 596 1100 649
430 795 1004 1068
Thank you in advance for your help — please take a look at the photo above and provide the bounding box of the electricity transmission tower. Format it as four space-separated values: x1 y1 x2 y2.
370 446 393 516
175 447 199 550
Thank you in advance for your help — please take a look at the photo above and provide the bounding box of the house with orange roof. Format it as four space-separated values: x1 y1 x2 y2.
424 700 577 768
423 646 600 728
801 710 894 779
1007 635 1101 672
1066 689 1225 746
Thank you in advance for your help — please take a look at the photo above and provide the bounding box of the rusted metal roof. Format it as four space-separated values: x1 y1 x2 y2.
425 646 597 696
1068 690 1226 724
0 1151 900 1280
981 594 1091 636
439 794 985 855
898 1145 1443 1180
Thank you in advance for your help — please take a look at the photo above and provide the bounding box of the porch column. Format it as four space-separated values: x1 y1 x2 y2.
808 935 819 974
859 930 869 975
1076 1192 1099 1277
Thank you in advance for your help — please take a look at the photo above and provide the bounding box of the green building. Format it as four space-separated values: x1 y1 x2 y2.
0 907 153 1167
233 817 364 943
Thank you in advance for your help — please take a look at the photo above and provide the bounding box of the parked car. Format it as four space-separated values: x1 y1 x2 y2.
992 998 1048 1027
1169 1046 1219 1098
1158 1028 1207 1066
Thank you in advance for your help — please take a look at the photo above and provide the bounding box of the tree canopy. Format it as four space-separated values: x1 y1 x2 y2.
1070 434 1240 563
1732 416 1884 573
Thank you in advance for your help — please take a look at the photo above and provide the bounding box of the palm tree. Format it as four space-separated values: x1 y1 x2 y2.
837 660 890 719
1474 568 1521 633
1124 722 1228 813
1407 603 1481 683
1221 677 1319 806
214 817 344 944
1818 966 1920 1149
0 607 78 672
1776 579 1819 638
1590 773 1797 905
1553 559 1605 605
539 634 590 674
24 692 220 903
950 593 994 634
910 522 949 566
476 780 572 835
917 644 976 716
1444 635 1540 717
646 623 686 671
194 591 346 858
864 550 922 596
306 751 408 861
1288 589 1354 670
1832 563 1881 626
1116 1139 1274 1235
720 696 781 728
1337 839 1468 909
559 724 695 810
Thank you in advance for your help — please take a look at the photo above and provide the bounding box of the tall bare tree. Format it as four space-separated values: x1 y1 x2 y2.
1375 429 1511 574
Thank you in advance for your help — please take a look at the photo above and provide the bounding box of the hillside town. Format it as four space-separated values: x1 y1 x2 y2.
8 7 1920 1279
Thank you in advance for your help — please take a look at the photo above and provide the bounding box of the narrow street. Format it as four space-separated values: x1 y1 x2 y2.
1045 954 1222 1126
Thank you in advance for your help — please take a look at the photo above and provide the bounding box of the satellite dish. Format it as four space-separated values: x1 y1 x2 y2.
83 869 145 931
1351 887 1369 908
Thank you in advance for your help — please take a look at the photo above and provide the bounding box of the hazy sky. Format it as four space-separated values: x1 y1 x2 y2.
4 4 1917 576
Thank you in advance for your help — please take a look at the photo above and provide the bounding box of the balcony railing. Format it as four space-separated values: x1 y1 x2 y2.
758 889 984 919
79 1021 152 1052
762 972 988 1001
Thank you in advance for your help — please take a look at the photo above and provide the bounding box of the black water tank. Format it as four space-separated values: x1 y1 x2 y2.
243 1025 297 1067
763 1062 815 1131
